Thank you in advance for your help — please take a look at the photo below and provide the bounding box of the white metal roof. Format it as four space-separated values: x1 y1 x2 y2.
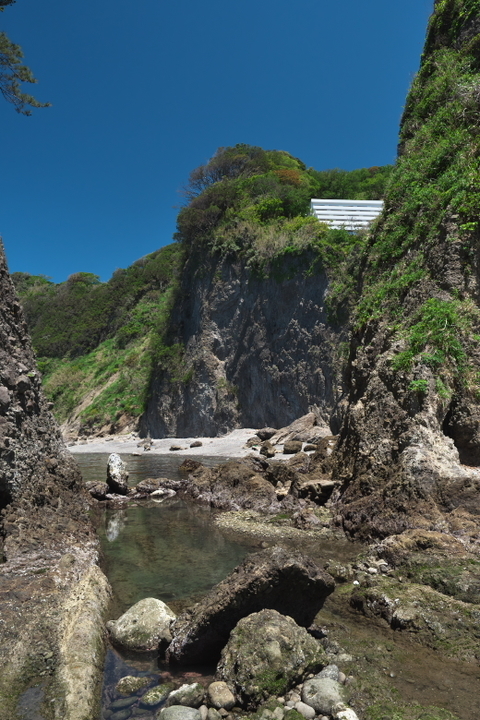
310 198 384 230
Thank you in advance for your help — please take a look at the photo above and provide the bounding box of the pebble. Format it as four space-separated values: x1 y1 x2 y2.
338 672 346 685
111 697 138 710
294 701 315 719
199 706 208 720
285 701 295 708
272 707 284 720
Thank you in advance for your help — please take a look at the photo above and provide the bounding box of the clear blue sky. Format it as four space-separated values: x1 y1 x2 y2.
1 0 433 283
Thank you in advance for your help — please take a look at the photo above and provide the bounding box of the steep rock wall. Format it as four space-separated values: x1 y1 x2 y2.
333 0 480 540
141 251 347 438
0 244 110 719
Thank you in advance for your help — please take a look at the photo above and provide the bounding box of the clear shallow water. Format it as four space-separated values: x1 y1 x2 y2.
74 453 480 720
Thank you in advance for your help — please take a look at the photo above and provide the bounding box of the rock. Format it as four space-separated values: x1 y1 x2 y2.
178 459 277 512
301 677 344 715
317 664 339 681
111 709 133 720
294 702 315 719
107 597 176 652
206 682 235 710
246 436 261 448
260 441 276 458
216 609 326 709
166 683 204 708
283 441 303 455
333 708 359 720
199 705 208 720
85 480 109 500
170 445 184 451
158 707 202 720
111 696 139 710
303 445 317 452
257 427 277 441
167 546 334 664
141 683 175 708
179 459 203 473
116 675 151 695
190 441 203 448
136 478 171 493
107 453 129 494
207 709 222 720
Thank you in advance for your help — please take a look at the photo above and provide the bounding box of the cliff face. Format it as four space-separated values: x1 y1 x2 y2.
333 0 480 539
141 251 347 438
0 244 110 718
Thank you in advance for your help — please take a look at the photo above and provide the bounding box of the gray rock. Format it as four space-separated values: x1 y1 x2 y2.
317 664 339 681
107 597 176 652
107 453 129 494
216 609 326 709
199 705 208 720
283 441 303 455
159 707 202 720
190 441 203 448
166 683 204 708
141 684 175 708
294 702 315 720
257 427 277 441
301 677 344 715
207 709 222 720
206 682 235 710
167 546 334 665
111 710 133 720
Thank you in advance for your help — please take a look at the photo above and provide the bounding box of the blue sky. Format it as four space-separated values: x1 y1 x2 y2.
1 0 433 283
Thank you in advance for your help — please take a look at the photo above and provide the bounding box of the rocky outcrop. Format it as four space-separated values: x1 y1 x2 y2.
331 0 480 540
0 245 111 718
106 452 129 494
141 252 347 438
167 545 335 664
216 609 326 709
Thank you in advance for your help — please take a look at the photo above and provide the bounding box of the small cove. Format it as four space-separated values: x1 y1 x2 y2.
75 453 480 720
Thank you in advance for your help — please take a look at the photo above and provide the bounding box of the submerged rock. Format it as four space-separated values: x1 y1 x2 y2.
216 609 326 709
166 683 204 708
107 597 176 652
141 683 175 708
159 707 202 720
107 453 129 494
167 546 334 664
116 675 151 695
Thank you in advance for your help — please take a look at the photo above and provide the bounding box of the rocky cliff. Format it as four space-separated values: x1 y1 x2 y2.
140 250 347 438
0 243 110 719
333 0 480 540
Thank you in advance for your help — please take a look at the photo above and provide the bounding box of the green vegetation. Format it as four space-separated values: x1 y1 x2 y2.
176 144 392 271
346 0 480 398
13 243 184 432
0 0 50 114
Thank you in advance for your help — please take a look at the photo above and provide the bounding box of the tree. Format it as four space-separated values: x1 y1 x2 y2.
0 0 50 114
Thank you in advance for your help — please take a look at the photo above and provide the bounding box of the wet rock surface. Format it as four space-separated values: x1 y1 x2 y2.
167 545 334 665
216 608 326 709
107 452 130 494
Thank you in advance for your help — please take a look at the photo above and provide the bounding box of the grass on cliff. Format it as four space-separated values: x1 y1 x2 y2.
343 0 480 399
13 243 185 432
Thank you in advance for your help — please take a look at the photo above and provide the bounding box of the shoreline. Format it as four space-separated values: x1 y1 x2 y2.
67 428 260 458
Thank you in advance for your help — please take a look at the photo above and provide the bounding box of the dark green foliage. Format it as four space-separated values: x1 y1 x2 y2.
0 2 50 114
14 244 184 358
176 143 392 260
13 244 185 430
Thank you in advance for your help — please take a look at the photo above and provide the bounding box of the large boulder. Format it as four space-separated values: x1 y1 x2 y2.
216 609 326 709
107 597 176 652
107 453 129 494
166 546 334 664
179 458 277 511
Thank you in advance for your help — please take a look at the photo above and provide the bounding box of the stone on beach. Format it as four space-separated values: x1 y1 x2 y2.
216 608 326 709
107 597 176 652
206 681 236 710
107 453 129 494
166 683 205 708
159 707 202 720
166 545 334 665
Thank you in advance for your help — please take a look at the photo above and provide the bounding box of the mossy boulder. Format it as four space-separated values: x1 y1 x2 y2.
216 608 326 709
116 675 151 695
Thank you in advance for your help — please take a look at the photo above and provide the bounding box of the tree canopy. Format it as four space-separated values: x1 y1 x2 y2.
0 0 50 114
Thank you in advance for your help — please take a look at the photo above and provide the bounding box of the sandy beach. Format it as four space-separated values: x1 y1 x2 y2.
67 428 260 458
